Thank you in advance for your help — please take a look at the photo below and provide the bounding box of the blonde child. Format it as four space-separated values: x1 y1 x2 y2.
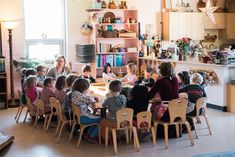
121 63 137 85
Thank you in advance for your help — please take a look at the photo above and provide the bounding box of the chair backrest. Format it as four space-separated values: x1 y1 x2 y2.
196 97 207 116
49 97 63 119
136 111 152 129
116 108 133 130
168 98 188 123
34 99 45 114
26 96 33 109
71 103 81 125
49 97 60 114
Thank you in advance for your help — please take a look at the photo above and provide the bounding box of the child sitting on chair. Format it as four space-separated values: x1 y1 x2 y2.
100 80 126 140
41 77 55 113
36 65 46 87
121 63 137 86
135 67 155 88
102 63 117 82
54 75 66 105
78 64 96 83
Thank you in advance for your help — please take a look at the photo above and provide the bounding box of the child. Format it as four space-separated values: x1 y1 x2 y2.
65 74 79 93
135 68 155 88
78 64 96 83
102 63 117 82
54 75 66 105
178 71 190 89
36 65 46 87
121 63 138 85
25 75 41 116
41 77 55 113
100 80 126 140
71 78 100 143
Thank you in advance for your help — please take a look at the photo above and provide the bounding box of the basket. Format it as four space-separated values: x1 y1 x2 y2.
103 31 118 38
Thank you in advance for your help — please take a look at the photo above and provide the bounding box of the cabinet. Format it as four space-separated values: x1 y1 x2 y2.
94 9 139 77
227 84 235 113
162 12 204 40
0 73 8 109
219 13 235 39
204 13 226 29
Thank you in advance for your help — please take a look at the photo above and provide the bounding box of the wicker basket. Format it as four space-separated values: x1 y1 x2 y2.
103 31 118 38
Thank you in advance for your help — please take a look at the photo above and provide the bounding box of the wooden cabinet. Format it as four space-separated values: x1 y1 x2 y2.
94 9 139 77
162 12 204 40
227 84 235 113
0 73 8 109
219 13 235 39
204 13 227 29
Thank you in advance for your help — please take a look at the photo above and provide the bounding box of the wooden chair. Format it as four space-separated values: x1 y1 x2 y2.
45 97 60 132
187 97 212 139
23 96 35 123
152 98 194 149
15 90 27 123
136 111 156 146
105 108 140 155
50 97 73 142
69 103 101 148
33 99 50 130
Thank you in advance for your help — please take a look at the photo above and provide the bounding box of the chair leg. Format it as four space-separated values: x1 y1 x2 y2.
204 115 212 135
151 127 156 146
132 127 140 151
57 122 65 142
129 129 133 142
69 122 76 142
43 115 49 130
16 106 24 123
125 128 129 144
15 106 21 119
55 121 62 136
23 110 29 123
45 114 53 132
163 124 168 149
111 129 118 155
105 127 109 147
192 118 199 139
34 114 39 128
185 121 194 146
176 124 180 138
77 126 85 148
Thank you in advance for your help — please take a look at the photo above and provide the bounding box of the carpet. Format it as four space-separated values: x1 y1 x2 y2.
193 150 235 157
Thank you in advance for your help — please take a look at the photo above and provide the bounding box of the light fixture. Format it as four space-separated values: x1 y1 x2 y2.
0 0 23 107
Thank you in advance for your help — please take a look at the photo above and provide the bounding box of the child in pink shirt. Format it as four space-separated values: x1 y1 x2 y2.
41 77 55 113
121 63 138 85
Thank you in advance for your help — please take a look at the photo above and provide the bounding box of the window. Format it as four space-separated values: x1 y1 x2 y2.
24 0 66 61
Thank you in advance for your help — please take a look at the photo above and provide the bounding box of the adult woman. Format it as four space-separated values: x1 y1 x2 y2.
47 55 71 79
148 62 179 101
102 63 117 82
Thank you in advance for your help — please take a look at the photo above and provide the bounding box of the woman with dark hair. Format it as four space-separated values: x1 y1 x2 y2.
71 78 100 143
102 63 117 82
178 71 190 88
47 55 71 79
54 75 66 105
148 62 179 101
126 85 149 116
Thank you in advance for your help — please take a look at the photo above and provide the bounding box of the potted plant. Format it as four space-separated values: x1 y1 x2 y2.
174 37 192 61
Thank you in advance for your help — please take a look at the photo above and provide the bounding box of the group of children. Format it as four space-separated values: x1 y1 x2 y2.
21 60 208 143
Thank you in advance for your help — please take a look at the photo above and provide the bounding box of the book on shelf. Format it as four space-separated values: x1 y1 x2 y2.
98 43 112 53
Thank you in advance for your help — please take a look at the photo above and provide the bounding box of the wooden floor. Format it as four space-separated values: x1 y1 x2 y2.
1 108 235 157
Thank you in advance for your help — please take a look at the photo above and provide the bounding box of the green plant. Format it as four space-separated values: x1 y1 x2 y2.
13 57 45 73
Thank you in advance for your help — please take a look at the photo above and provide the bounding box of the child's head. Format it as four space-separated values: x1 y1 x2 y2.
36 65 46 77
178 71 190 85
43 77 55 88
55 75 66 90
158 62 174 77
109 80 122 93
82 64 91 77
190 73 203 85
25 75 38 89
103 63 112 74
145 68 153 80
126 63 136 74
72 78 90 93
66 74 78 88
25 68 37 78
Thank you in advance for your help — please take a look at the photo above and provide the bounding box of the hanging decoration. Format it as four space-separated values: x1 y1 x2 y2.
199 0 219 24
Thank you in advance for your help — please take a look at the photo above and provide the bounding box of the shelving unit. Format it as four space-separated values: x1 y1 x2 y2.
93 9 139 77
0 73 8 109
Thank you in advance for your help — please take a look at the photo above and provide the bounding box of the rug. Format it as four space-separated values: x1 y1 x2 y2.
193 150 235 157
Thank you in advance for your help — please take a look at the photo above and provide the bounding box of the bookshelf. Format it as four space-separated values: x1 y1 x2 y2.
93 9 139 77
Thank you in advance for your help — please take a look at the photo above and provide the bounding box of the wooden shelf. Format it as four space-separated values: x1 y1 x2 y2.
96 23 138 26
96 52 138 55
96 37 138 40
